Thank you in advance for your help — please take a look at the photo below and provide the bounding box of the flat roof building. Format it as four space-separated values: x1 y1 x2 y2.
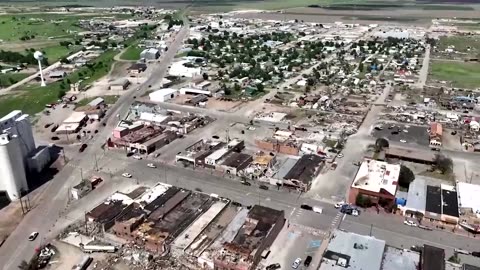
422 245 445 270
348 159 400 207
401 177 427 217
213 205 285 270
425 185 459 224
320 229 386 270
283 154 324 192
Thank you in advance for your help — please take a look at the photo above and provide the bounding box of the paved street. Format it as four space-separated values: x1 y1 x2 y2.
0 24 190 270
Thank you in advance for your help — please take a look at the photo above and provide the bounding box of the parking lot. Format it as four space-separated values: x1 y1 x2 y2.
371 122 429 146
260 211 327 270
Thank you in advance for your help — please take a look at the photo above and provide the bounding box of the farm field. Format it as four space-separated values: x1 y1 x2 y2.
429 60 480 89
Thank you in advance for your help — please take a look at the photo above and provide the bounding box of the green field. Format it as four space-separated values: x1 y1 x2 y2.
120 44 142 61
0 14 85 42
0 72 30 87
430 61 480 89
41 44 81 62
437 36 480 54
0 49 119 117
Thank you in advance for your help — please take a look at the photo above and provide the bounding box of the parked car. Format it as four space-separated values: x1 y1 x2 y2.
304 256 312 267
28 232 39 241
241 181 251 186
259 185 269 190
400 139 407 143
292 258 302 269
122 173 132 178
79 144 87 153
266 263 281 270
455 248 470 255
301 204 313 211
133 155 142 160
334 202 345 208
410 245 422 253
147 163 156 168
337 153 344 158
451 131 457 135
471 251 480 257
404 220 417 227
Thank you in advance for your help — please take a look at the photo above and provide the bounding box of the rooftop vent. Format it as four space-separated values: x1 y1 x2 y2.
337 257 348 267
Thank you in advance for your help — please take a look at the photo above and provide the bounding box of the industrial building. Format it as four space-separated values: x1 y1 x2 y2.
140 48 160 60
149 88 179 103
56 111 88 134
109 78 130 91
348 159 400 207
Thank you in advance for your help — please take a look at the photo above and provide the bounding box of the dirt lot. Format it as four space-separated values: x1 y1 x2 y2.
170 94 243 111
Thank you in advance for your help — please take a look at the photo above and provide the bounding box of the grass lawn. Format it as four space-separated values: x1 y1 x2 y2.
41 45 81 63
0 72 30 87
75 95 120 108
120 44 142 61
430 61 480 89
0 49 118 118
437 36 480 54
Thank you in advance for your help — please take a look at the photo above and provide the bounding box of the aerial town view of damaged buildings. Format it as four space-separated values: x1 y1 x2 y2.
2 4 480 270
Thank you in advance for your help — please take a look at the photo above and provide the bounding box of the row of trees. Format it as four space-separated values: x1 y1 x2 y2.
0 50 48 65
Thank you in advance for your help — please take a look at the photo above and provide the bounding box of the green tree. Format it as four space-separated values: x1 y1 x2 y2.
356 194 372 207
234 83 241 92
256 83 264 92
448 253 461 264
359 62 364 72
433 154 453 174
374 138 389 152
58 90 66 99
399 165 415 189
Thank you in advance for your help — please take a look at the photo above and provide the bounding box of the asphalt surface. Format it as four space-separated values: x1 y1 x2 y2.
0 24 189 270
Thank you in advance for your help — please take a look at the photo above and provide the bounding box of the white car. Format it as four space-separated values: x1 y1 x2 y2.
133 155 142 160
122 173 132 178
337 153 344 158
147 163 156 168
334 202 345 208
292 258 302 269
28 232 39 241
400 139 407 143
351 209 359 216
404 220 417 227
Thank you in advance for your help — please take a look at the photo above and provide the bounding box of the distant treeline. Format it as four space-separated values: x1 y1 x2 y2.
0 50 48 66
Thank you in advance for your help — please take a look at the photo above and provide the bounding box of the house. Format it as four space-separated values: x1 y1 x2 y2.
109 78 130 91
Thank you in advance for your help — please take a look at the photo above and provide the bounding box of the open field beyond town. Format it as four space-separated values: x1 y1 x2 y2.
430 61 480 89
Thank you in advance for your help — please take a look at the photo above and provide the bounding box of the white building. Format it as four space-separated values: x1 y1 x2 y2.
0 134 28 201
149 88 179 102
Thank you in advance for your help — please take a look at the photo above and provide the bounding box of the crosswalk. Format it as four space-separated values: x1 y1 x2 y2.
331 212 345 229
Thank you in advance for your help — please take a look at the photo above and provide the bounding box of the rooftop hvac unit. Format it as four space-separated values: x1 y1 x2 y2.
337 257 348 267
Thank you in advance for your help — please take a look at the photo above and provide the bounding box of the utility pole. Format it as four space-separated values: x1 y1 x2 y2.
369 224 373 236
164 166 167 184
80 168 84 181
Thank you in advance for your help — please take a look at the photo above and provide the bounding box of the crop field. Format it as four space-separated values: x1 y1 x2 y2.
429 60 480 89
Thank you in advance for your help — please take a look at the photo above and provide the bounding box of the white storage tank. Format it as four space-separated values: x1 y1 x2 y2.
0 134 28 201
